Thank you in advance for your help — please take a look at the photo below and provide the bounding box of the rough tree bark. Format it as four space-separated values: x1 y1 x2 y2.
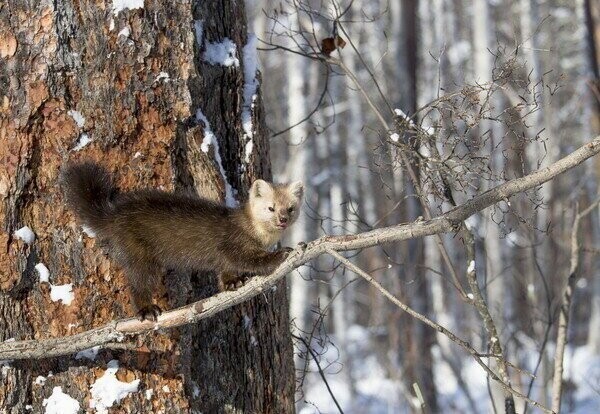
0 1 295 413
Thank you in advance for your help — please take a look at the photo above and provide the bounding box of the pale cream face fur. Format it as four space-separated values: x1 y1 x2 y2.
248 179 303 246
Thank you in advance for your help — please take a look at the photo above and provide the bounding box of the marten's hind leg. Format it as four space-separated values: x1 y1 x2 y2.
122 261 163 322
110 234 163 321
219 272 251 291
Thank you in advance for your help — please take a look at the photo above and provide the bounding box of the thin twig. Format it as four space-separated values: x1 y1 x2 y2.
326 249 554 413
293 333 345 414
551 195 600 412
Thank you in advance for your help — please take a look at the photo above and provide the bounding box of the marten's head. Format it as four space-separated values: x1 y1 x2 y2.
247 179 304 235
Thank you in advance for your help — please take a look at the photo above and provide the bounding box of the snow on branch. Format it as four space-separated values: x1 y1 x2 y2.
0 137 599 383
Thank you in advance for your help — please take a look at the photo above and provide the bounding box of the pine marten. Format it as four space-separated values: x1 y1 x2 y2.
60 162 303 321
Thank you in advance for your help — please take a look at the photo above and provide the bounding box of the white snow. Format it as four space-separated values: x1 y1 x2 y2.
195 109 237 207
390 133 400 142
162 385 170 393
110 0 144 31
467 292 474 300
203 38 239 67
67 110 85 128
35 263 50 283
242 34 259 163
35 375 47 385
112 0 144 15
299 325 402 413
42 386 80 414
90 360 140 414
154 72 169 82
467 260 475 273
394 108 416 125
194 20 204 46
393 108 434 137
244 140 254 164
73 134 92 151
145 389 153 400
196 110 216 154
243 315 252 329
300 325 600 413
191 382 200 398
50 284 74 305
14 226 35 244
563 345 600 410
117 26 130 38
75 346 100 361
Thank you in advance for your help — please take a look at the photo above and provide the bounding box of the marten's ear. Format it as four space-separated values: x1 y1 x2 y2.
250 179 272 198
288 181 304 199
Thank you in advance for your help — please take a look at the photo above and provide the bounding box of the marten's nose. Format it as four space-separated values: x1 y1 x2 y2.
279 216 288 224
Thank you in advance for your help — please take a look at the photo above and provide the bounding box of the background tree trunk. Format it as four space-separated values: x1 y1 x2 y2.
0 1 295 412
585 0 600 356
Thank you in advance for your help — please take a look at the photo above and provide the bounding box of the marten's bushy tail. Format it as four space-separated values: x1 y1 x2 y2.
60 162 117 231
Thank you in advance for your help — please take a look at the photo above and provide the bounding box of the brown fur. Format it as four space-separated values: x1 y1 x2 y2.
61 162 303 321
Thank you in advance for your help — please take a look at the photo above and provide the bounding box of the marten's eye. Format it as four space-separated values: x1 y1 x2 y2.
287 207 295 213
268 206 275 212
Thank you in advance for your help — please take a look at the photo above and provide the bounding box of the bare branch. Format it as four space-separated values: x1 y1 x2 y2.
292 333 345 414
551 195 600 412
0 136 598 383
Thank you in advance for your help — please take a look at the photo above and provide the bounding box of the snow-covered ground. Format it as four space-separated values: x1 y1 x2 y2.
297 325 600 413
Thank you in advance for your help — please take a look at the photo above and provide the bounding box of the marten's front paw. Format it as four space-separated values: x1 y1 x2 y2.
137 305 162 322
276 247 293 262
281 246 294 256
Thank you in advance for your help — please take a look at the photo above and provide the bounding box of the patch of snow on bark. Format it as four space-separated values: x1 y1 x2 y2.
76 346 100 361
35 263 50 283
195 110 238 207
43 386 80 414
194 21 203 45
203 38 239 67
117 26 130 38
154 72 169 82
112 0 144 15
90 360 140 414
242 34 259 163
67 110 85 128
73 134 92 151
467 260 475 273
50 284 74 305
14 226 35 244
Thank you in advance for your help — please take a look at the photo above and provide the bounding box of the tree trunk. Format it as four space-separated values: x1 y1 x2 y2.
585 0 600 356
0 1 295 413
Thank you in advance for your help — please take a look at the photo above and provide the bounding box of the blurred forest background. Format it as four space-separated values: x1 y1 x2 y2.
246 0 600 412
